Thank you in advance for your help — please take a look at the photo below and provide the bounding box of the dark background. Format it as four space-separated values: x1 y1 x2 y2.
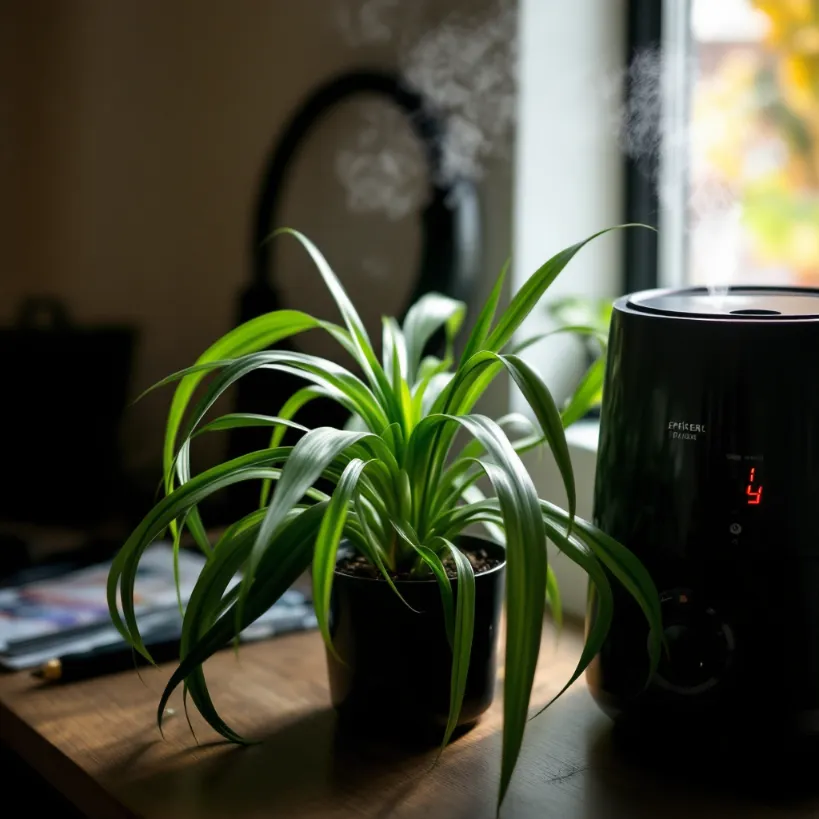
0 0 515 570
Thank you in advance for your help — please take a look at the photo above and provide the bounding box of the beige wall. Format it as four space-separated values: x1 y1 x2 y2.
0 1 514 478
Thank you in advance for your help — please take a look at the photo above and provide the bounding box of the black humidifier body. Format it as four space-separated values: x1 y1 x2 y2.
588 286 819 739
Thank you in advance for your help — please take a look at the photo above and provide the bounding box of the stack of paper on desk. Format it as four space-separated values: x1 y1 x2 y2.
0 543 316 670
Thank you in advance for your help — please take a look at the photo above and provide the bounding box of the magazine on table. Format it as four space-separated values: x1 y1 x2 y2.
0 543 316 670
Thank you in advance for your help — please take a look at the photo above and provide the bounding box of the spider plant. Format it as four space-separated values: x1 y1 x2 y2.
107 227 662 810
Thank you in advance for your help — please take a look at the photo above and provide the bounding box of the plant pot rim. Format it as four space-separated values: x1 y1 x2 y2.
334 535 506 585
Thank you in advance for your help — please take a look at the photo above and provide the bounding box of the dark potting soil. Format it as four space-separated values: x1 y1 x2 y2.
336 545 502 581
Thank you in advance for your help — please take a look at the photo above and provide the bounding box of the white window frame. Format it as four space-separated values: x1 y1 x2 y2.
658 0 691 289
512 0 628 616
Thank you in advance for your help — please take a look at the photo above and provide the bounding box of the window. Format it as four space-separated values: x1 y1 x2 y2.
525 0 819 616
629 0 819 290
515 0 627 617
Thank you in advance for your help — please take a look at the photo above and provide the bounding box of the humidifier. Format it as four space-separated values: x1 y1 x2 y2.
588 286 819 737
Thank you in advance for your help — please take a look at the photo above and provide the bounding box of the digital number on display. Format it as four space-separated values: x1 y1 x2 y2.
746 467 762 506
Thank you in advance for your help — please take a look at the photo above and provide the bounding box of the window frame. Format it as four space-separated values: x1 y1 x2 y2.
623 0 663 293
623 0 695 293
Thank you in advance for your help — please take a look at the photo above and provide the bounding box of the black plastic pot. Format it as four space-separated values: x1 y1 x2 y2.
326 535 505 741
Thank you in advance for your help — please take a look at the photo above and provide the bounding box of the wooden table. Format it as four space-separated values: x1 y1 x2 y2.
2 625 818 819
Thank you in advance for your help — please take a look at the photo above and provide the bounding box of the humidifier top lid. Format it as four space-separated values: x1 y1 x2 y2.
627 286 819 319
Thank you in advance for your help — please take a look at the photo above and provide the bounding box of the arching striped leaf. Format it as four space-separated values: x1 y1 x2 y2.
402 293 465 381
460 258 508 365
438 538 475 751
237 428 371 629
313 458 373 660
561 356 606 428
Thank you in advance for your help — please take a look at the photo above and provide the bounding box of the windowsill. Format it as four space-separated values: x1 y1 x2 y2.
565 418 600 452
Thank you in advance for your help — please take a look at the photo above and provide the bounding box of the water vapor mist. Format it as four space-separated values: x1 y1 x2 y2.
335 102 429 221
401 0 516 186
335 0 404 47
334 1 745 292
616 46 752 289
332 0 517 220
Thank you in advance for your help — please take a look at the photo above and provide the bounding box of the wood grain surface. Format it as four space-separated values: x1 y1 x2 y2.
2 625 819 819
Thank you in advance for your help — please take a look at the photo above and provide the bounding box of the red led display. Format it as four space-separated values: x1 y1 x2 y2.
746 467 763 505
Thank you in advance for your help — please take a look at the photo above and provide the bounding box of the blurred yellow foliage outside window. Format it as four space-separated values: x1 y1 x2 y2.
691 0 819 284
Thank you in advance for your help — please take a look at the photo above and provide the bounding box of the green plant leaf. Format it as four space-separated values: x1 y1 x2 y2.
446 412 536 467
421 349 576 538
547 295 613 332
546 562 563 632
181 510 267 668
485 226 637 353
567 512 662 676
438 539 475 751
173 351 386 469
171 438 211 556
184 410 311 516
396 468 413 525
393 523 454 646
274 229 399 422
431 350 497 416
476 459 544 810
108 449 329 656
508 324 608 356
419 372 455 418
171 510 189 615
178 511 269 743
347 426 401 475
238 427 370 629
530 517 613 718
433 493 621 724
157 351 387 556
155 353 387 564
383 318 414 433
193 413 309 437
162 310 348 492
561 356 606 428
411 357 452 417
410 354 498 534
430 486 497 533
414 413 546 809
352 488 416 611
158 503 327 738
260 386 326 506
460 258 509 364
382 317 408 383
539 499 662 680
313 458 373 661
402 293 465 381
498 354 576 523
431 414 537 517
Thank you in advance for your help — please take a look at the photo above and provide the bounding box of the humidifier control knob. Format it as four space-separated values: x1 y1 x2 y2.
652 589 734 696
